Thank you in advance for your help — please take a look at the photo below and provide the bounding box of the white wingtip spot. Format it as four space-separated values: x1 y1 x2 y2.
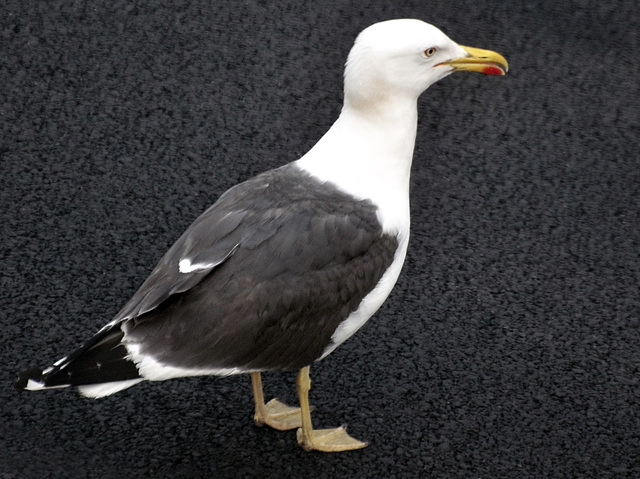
25 379 70 391
25 379 45 391
53 356 68 367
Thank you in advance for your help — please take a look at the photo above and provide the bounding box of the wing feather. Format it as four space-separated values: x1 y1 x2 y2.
119 165 399 371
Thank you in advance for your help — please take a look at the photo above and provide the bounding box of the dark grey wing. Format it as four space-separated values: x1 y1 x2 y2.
115 165 301 322
121 164 399 372
114 206 248 322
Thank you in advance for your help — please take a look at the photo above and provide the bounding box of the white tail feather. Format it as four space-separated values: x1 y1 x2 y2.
77 379 144 398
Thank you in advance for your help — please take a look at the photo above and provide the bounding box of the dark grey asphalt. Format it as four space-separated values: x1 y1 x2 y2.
2 1 639 477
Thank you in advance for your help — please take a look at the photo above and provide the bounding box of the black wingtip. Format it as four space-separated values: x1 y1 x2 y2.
13 367 44 392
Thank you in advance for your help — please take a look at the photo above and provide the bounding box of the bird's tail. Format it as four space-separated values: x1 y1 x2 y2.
14 325 143 398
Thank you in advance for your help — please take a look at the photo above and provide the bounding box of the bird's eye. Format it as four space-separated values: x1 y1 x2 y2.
424 47 437 57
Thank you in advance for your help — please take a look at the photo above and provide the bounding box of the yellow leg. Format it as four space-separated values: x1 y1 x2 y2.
295 366 367 452
251 372 302 431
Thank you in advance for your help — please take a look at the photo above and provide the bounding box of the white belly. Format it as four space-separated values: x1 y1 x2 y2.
320 230 409 359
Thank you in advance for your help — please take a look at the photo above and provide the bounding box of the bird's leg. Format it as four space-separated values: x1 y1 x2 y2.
251 372 302 430
295 366 367 452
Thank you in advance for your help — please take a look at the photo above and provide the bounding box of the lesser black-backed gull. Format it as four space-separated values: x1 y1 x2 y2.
15 19 508 452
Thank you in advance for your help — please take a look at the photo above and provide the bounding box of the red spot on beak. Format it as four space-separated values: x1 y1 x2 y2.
483 66 504 76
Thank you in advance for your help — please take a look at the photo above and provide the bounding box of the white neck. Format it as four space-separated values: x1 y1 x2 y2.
296 94 418 236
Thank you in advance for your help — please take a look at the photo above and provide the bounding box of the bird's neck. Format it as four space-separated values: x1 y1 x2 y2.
296 94 418 235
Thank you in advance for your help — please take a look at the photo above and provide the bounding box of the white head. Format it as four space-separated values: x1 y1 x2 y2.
344 19 508 109
296 19 507 227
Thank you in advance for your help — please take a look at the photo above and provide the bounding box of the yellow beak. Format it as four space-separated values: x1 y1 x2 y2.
438 45 509 76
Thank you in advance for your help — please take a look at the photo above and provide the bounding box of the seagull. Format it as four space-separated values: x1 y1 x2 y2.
14 19 508 452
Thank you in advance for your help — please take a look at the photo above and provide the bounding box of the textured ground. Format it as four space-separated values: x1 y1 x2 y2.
1 1 639 478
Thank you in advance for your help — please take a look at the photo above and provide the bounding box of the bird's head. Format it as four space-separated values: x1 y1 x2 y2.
344 19 508 108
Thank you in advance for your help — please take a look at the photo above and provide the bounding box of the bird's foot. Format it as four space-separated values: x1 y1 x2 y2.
296 425 367 452
254 398 303 431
